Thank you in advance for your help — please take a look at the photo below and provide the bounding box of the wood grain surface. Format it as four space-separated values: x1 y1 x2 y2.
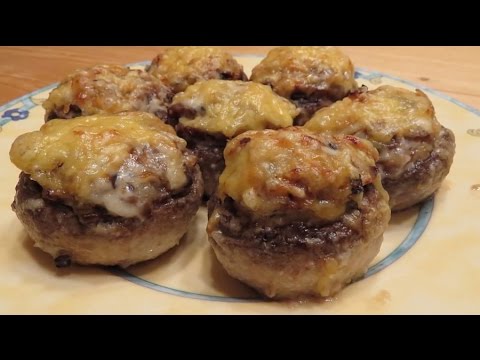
0 46 479 109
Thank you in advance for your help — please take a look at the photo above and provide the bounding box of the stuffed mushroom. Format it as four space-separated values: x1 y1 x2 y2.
305 85 456 211
43 65 173 122
207 127 391 299
250 46 358 125
10 112 203 268
146 46 247 94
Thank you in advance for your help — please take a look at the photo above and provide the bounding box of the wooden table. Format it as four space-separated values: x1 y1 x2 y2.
0 46 479 109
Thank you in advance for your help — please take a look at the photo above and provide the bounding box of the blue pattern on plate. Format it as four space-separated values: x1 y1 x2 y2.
2 108 29 121
0 82 59 127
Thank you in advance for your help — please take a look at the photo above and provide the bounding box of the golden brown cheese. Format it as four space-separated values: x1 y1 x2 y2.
147 47 246 93
43 65 172 120
172 80 299 138
305 85 442 143
250 46 357 98
10 113 188 218
219 127 383 221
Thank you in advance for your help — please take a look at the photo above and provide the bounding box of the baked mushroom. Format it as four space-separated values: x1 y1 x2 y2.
43 65 173 122
10 112 203 268
250 46 358 125
146 46 247 94
169 80 299 198
207 127 391 299
305 85 456 211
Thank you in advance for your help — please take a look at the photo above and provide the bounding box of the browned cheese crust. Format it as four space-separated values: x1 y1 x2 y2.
250 46 358 125
147 47 247 93
169 80 299 198
43 65 173 122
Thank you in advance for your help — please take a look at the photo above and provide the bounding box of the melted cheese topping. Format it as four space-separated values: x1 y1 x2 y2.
172 80 299 138
10 113 188 218
147 47 245 93
219 127 381 221
305 85 442 143
43 65 172 119
250 46 357 98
